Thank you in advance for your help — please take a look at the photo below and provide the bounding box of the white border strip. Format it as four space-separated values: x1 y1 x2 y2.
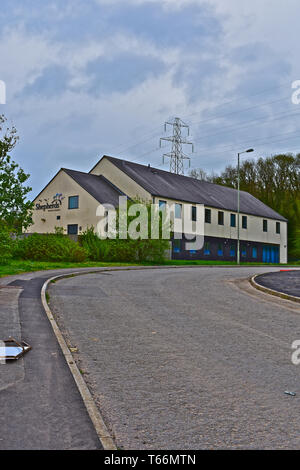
41 272 117 450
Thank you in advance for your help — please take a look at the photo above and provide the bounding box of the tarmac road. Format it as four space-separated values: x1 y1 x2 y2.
48 266 300 450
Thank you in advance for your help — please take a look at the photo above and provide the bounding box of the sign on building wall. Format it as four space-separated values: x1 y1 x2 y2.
35 193 65 211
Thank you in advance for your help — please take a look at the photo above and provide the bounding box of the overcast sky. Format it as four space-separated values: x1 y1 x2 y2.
1 0 300 196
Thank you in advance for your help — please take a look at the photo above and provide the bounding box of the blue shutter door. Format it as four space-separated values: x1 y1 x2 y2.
263 245 279 263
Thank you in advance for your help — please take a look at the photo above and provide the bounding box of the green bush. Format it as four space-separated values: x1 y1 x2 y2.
0 229 14 265
81 226 169 263
80 226 111 261
14 233 88 262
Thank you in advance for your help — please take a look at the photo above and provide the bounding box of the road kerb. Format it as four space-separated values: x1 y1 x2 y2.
41 272 117 450
250 274 300 304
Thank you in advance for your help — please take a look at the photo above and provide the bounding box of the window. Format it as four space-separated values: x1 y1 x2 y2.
230 214 236 227
56 215 61 220
191 206 197 222
173 239 181 253
218 211 224 225
242 216 247 229
67 224 78 235
217 243 223 256
68 195 79 209
263 219 268 232
276 222 280 234
204 242 210 255
175 203 182 219
241 246 247 257
230 245 236 257
205 208 211 224
159 200 166 211
252 247 257 258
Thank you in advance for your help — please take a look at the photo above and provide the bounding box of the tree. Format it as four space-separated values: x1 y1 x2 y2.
189 168 209 181
0 115 33 231
209 154 300 259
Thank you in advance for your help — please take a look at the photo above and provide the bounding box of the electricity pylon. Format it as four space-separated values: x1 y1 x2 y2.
160 117 194 175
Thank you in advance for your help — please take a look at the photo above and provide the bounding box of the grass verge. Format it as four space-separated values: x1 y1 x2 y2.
0 258 298 278
0 259 137 277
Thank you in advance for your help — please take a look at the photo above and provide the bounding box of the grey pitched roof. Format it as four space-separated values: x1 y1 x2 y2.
63 168 126 206
101 156 287 221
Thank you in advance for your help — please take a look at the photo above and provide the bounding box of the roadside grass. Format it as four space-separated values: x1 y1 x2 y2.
0 259 137 277
0 258 298 278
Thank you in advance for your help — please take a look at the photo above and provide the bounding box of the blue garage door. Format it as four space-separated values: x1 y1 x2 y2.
262 245 279 263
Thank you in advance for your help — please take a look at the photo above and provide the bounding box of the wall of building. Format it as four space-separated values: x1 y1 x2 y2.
203 206 287 263
152 196 204 239
90 157 152 202
27 170 102 234
171 235 281 263
152 198 287 263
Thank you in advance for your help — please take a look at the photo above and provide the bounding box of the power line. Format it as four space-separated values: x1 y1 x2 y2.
180 80 294 122
114 142 171 166
188 95 292 127
117 120 300 168
193 110 300 142
192 131 300 160
119 108 300 163
195 128 300 153
108 82 296 160
116 131 162 155
113 94 293 160
111 128 162 155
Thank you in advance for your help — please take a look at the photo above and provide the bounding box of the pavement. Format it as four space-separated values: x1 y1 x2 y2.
0 269 102 450
255 270 300 298
47 266 300 450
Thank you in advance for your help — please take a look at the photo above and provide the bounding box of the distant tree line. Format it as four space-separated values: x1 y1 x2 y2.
190 154 300 260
